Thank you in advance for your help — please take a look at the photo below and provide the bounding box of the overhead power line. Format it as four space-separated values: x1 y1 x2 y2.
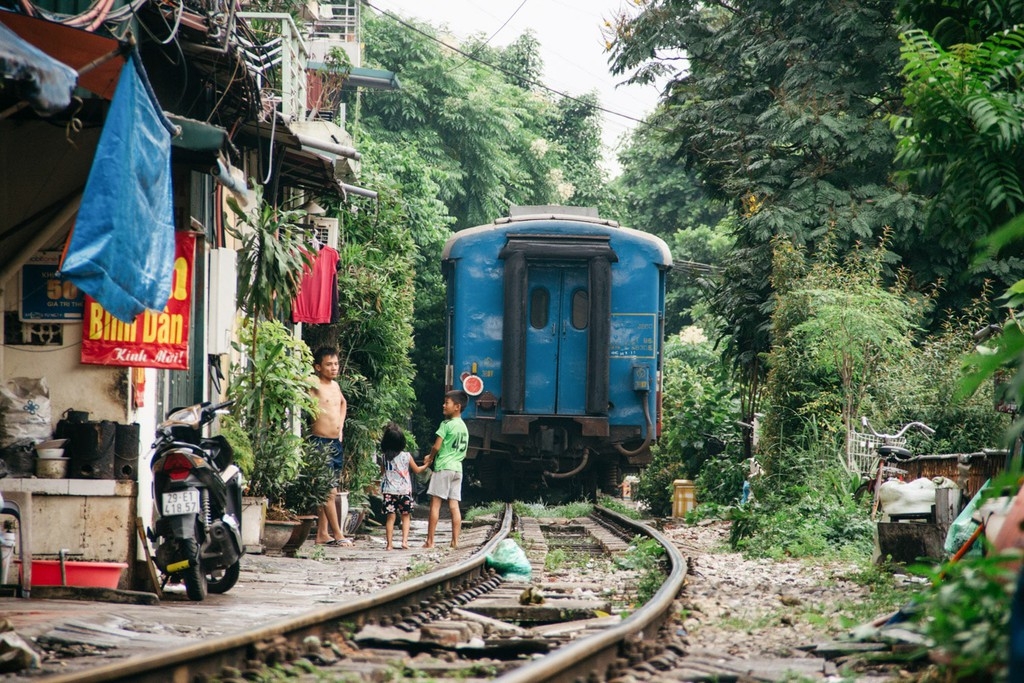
361 0 665 131
442 0 529 75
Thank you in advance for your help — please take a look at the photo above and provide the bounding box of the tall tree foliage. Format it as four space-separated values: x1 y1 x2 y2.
761 236 918 456
360 13 563 228
358 10 611 443
547 92 606 207
607 0 927 431
611 120 732 332
301 151 420 491
891 26 1024 295
612 119 728 243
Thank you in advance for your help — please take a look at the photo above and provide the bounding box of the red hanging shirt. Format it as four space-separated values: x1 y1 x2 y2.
292 246 339 324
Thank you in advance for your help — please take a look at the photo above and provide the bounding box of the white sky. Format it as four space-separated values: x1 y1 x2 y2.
363 0 664 176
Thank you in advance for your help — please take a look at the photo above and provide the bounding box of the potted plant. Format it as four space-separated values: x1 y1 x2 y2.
283 439 338 516
218 414 264 550
224 188 317 551
276 440 338 554
229 319 315 511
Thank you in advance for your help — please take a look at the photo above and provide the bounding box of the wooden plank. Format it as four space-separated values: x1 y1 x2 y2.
877 522 946 563
462 597 610 623
31 585 159 605
135 516 162 599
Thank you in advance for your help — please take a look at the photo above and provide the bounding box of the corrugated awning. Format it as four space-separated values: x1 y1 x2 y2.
238 118 351 196
236 117 378 199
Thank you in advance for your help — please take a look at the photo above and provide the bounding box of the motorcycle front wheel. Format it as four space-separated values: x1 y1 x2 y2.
206 560 240 594
182 538 208 601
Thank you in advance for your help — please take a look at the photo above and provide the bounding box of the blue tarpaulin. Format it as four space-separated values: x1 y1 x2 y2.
0 20 77 115
61 50 177 323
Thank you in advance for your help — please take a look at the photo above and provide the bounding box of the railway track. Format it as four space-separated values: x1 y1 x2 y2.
28 504 687 683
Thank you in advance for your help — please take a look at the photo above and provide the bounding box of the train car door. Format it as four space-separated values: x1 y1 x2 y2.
524 265 589 414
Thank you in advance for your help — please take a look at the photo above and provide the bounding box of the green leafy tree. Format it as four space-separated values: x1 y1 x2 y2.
548 91 606 207
360 13 561 228
606 0 928 445
892 4 1024 451
224 187 317 506
611 117 728 243
358 10 611 443
611 119 734 333
875 290 1007 454
761 236 918 456
301 151 419 495
230 319 317 505
352 136 454 446
465 30 544 92
890 26 1024 300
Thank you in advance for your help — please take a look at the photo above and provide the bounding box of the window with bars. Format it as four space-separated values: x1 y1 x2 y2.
315 1 358 40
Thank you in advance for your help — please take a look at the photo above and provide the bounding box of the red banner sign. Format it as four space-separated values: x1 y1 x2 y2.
81 232 196 370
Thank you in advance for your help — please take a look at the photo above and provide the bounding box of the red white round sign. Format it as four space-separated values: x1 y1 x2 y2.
462 374 484 396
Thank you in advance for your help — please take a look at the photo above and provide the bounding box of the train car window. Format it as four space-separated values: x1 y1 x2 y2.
571 289 589 329
530 288 549 329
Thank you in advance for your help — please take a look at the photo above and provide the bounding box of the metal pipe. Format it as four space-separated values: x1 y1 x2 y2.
339 182 376 199
615 390 654 458
211 159 252 204
292 132 360 160
544 448 590 480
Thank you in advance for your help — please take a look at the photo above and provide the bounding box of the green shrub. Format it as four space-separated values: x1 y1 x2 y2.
906 553 1015 681
728 440 873 559
635 329 741 516
695 455 746 506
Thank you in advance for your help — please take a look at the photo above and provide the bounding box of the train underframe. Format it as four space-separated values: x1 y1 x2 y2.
461 417 650 504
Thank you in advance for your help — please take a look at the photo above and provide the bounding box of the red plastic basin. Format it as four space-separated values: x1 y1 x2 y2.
14 559 127 588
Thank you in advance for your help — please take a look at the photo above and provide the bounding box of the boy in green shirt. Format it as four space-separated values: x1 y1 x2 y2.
423 390 469 549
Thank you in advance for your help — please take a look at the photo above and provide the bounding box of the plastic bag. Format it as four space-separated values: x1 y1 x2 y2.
945 480 990 559
0 377 51 447
485 538 532 582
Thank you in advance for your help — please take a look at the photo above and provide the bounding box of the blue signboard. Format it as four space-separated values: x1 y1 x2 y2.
20 252 84 321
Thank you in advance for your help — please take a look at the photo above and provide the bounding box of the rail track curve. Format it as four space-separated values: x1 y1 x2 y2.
37 504 686 683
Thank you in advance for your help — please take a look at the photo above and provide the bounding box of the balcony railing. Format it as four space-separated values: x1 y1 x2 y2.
236 12 308 122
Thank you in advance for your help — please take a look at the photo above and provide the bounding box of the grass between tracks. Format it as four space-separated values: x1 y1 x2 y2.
464 499 597 520
464 496 645 522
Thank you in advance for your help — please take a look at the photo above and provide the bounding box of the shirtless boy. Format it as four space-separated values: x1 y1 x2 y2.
309 346 351 546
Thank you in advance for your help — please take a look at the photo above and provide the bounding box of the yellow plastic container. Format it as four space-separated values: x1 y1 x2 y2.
672 479 696 517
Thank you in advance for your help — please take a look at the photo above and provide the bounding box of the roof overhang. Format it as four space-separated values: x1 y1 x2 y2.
237 117 379 198
167 114 234 166
306 62 401 91
0 19 76 115
0 11 125 102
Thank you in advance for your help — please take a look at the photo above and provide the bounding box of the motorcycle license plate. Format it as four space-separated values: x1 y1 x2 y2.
162 489 200 515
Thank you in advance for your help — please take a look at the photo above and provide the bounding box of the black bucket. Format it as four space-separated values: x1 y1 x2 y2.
114 423 140 481
67 421 116 479
55 409 90 440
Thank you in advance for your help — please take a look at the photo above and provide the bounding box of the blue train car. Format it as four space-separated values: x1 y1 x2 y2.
442 206 672 501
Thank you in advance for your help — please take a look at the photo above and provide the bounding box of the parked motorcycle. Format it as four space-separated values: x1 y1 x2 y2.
147 400 243 600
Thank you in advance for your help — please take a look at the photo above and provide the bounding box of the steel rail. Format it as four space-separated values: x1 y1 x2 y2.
494 505 686 683
42 504 513 683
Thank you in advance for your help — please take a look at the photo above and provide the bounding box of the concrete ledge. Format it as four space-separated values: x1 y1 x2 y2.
1 478 136 496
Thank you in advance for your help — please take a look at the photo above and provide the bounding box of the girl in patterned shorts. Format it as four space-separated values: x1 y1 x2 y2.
379 422 430 550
